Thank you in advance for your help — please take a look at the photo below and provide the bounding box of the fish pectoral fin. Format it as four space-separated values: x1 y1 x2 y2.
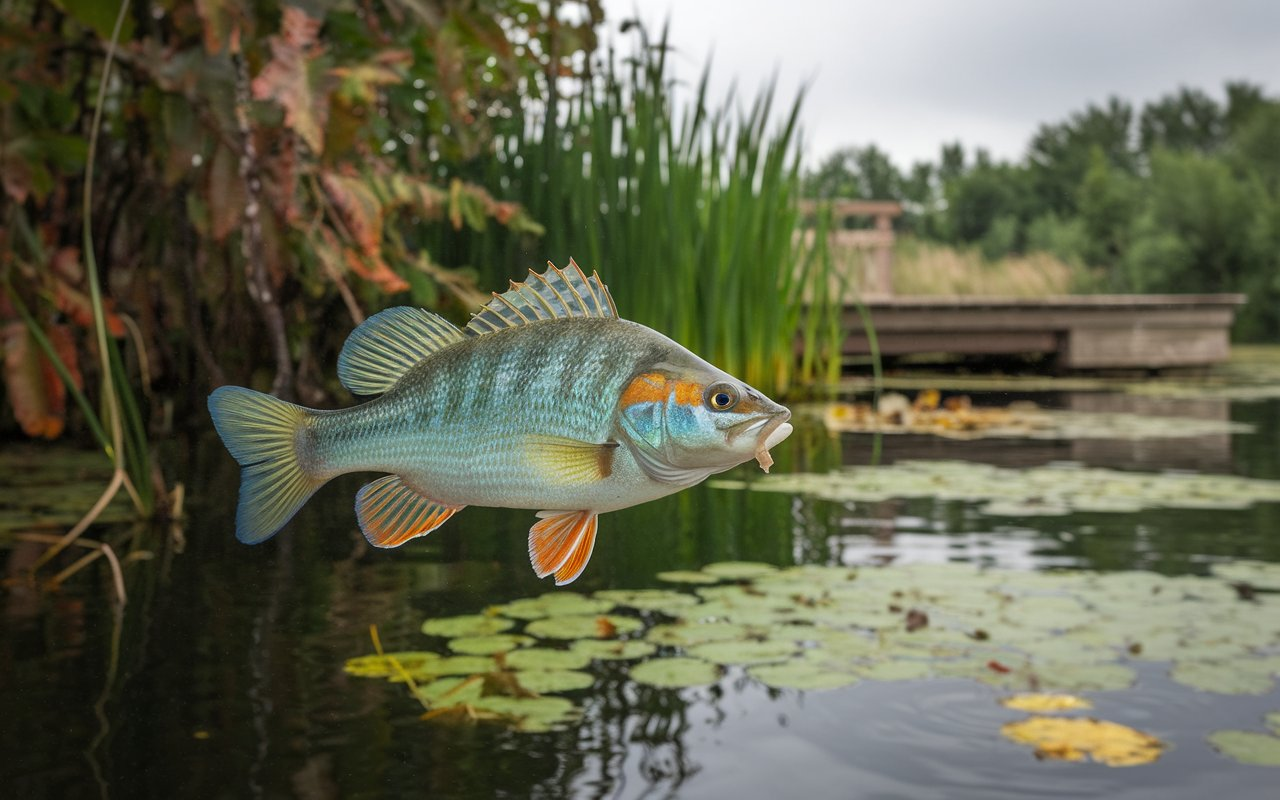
522 435 618 485
356 475 462 548
528 510 599 586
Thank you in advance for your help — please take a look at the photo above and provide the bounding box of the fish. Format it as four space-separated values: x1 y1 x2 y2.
208 260 793 585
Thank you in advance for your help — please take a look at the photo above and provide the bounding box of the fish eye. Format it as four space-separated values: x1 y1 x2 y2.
706 383 739 411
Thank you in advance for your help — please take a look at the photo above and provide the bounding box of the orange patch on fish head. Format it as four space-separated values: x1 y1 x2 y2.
619 372 705 410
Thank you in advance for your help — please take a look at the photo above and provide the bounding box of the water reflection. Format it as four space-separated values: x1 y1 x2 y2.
2 389 1279 798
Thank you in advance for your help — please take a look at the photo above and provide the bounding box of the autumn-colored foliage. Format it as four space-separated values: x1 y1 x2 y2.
1 0 596 437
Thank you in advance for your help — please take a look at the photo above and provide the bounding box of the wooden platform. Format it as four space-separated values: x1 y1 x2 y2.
843 294 1246 369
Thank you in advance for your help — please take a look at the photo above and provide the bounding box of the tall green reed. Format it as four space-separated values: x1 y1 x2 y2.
458 25 841 396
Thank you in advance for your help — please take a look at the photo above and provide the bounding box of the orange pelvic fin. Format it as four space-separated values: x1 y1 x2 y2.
356 475 461 548
528 510 599 586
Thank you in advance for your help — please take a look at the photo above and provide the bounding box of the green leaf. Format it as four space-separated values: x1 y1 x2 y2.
1170 660 1276 695
510 669 594 694
1207 730 1280 766
504 648 592 671
496 593 615 620
422 614 514 638
447 634 533 655
701 561 780 580
629 657 721 689
569 640 657 661
53 0 135 41
686 640 798 666
523 614 643 640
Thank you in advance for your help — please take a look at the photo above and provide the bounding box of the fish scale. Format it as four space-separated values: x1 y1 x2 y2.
208 260 792 585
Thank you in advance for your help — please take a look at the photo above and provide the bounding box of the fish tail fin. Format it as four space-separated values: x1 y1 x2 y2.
208 385 326 544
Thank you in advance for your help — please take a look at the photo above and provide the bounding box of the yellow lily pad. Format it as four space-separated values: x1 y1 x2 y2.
1001 716 1164 766
1000 694 1094 713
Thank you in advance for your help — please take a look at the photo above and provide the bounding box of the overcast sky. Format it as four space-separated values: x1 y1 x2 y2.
598 0 1279 170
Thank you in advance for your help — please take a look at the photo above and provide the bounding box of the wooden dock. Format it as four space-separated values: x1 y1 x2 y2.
843 294 1247 369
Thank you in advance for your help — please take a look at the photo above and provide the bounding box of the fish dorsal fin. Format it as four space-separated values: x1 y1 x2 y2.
338 307 465 396
465 258 617 336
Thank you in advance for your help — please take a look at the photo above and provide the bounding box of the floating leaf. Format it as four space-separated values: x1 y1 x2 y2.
1206 730 1280 767
496 593 615 620
657 570 722 585
593 589 701 612
503 648 592 671
629 657 721 689
421 614 513 638
415 676 484 705
1001 717 1164 766
749 661 862 691
343 651 440 679
686 640 798 666
447 634 533 655
511 669 594 694
524 614 642 640
647 622 751 647
1170 660 1276 695
1001 694 1094 713
413 656 495 679
701 561 779 580
569 640 657 661
470 696 578 732
1210 560 1280 591
1036 662 1136 692
1269 711 1280 736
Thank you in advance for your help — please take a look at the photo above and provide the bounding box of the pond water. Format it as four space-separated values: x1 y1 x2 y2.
2 376 1279 799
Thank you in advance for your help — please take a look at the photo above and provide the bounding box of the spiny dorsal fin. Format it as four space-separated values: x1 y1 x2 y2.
465 258 617 336
338 307 465 396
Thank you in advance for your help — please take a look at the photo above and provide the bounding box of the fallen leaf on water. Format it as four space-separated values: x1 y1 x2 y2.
1002 717 1164 767
1000 694 1094 713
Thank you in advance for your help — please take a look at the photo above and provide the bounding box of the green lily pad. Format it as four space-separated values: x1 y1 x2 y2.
1210 560 1280 591
422 614 514 638
593 589 702 613
511 669 594 694
686 639 798 665
495 593 615 620
524 614 643 640
470 695 578 732
447 634 533 655
415 655 496 678
1269 711 1280 735
853 660 932 681
1036 662 1136 692
647 621 752 647
570 640 658 661
415 676 484 705
629 657 721 688
749 661 862 691
503 648 592 671
1170 660 1276 695
1207 730 1280 766
656 570 722 584
701 561 780 580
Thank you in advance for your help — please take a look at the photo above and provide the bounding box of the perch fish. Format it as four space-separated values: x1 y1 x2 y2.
208 261 793 584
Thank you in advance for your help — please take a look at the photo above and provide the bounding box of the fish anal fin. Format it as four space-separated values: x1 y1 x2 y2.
356 475 462 548
338 307 465 396
465 260 616 336
528 510 598 585
523 435 618 485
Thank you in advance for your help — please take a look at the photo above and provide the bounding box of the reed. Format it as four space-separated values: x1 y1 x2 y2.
455 24 840 396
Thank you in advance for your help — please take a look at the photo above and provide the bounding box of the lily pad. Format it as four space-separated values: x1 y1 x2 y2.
1000 694 1094 713
593 589 702 613
701 561 779 580
1002 717 1165 766
656 570 722 585
570 640 658 661
470 695 578 732
415 655 496 678
647 621 752 647
1269 711 1280 736
503 648 592 671
343 652 440 679
1170 660 1276 695
1207 730 1280 766
511 669 595 694
415 676 484 705
1210 560 1280 591
749 661 862 691
495 593 615 620
686 639 798 666
629 657 721 689
447 634 533 655
524 614 643 640
1036 662 1136 692
422 614 514 638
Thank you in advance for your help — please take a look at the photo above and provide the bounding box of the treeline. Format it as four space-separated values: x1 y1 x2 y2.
804 84 1280 339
